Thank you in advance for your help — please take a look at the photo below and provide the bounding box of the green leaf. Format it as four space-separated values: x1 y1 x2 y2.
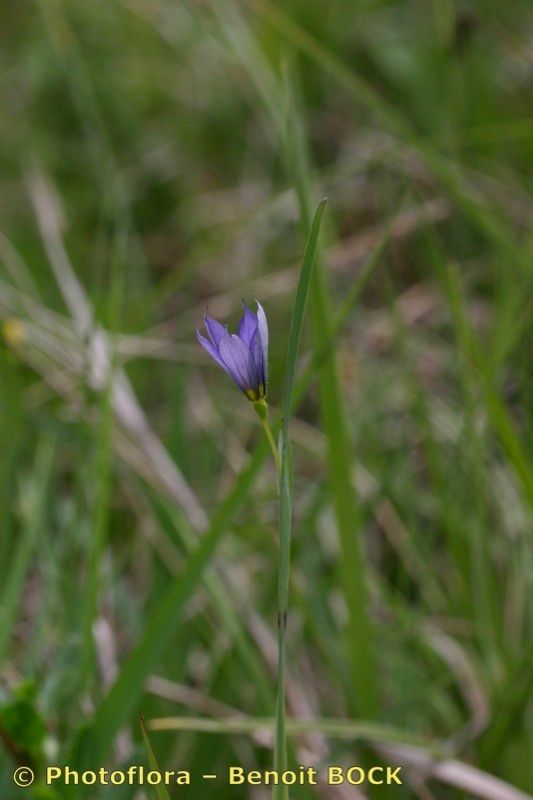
274 200 326 799
0 681 47 761
140 716 172 800
279 200 327 437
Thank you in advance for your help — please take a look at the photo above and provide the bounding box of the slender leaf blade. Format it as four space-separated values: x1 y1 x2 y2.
140 716 172 800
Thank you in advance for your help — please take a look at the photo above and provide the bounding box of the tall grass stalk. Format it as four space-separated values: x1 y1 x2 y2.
272 200 326 798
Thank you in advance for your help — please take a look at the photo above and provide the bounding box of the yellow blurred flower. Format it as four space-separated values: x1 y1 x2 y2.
3 317 27 347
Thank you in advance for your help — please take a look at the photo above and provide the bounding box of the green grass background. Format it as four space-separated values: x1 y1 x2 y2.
0 1 532 798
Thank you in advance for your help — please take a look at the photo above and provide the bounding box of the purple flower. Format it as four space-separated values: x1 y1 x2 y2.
197 300 269 402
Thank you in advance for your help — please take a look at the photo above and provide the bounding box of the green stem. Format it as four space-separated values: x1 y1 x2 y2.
254 399 286 797
254 399 281 474
262 417 281 475
274 450 290 800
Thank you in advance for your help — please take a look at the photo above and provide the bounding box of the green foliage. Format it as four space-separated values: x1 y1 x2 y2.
0 682 46 761
274 200 325 798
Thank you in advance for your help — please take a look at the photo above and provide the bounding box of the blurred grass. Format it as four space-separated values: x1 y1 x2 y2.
0 0 532 798
282 66 380 721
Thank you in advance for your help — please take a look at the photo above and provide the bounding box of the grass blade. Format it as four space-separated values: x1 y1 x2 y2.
149 715 436 751
280 200 327 429
274 199 326 799
140 716 172 800
147 716 531 800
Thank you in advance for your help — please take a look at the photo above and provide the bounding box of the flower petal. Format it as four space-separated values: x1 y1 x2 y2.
196 330 228 372
250 327 265 395
255 299 269 381
237 303 258 347
219 333 257 393
204 314 226 347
